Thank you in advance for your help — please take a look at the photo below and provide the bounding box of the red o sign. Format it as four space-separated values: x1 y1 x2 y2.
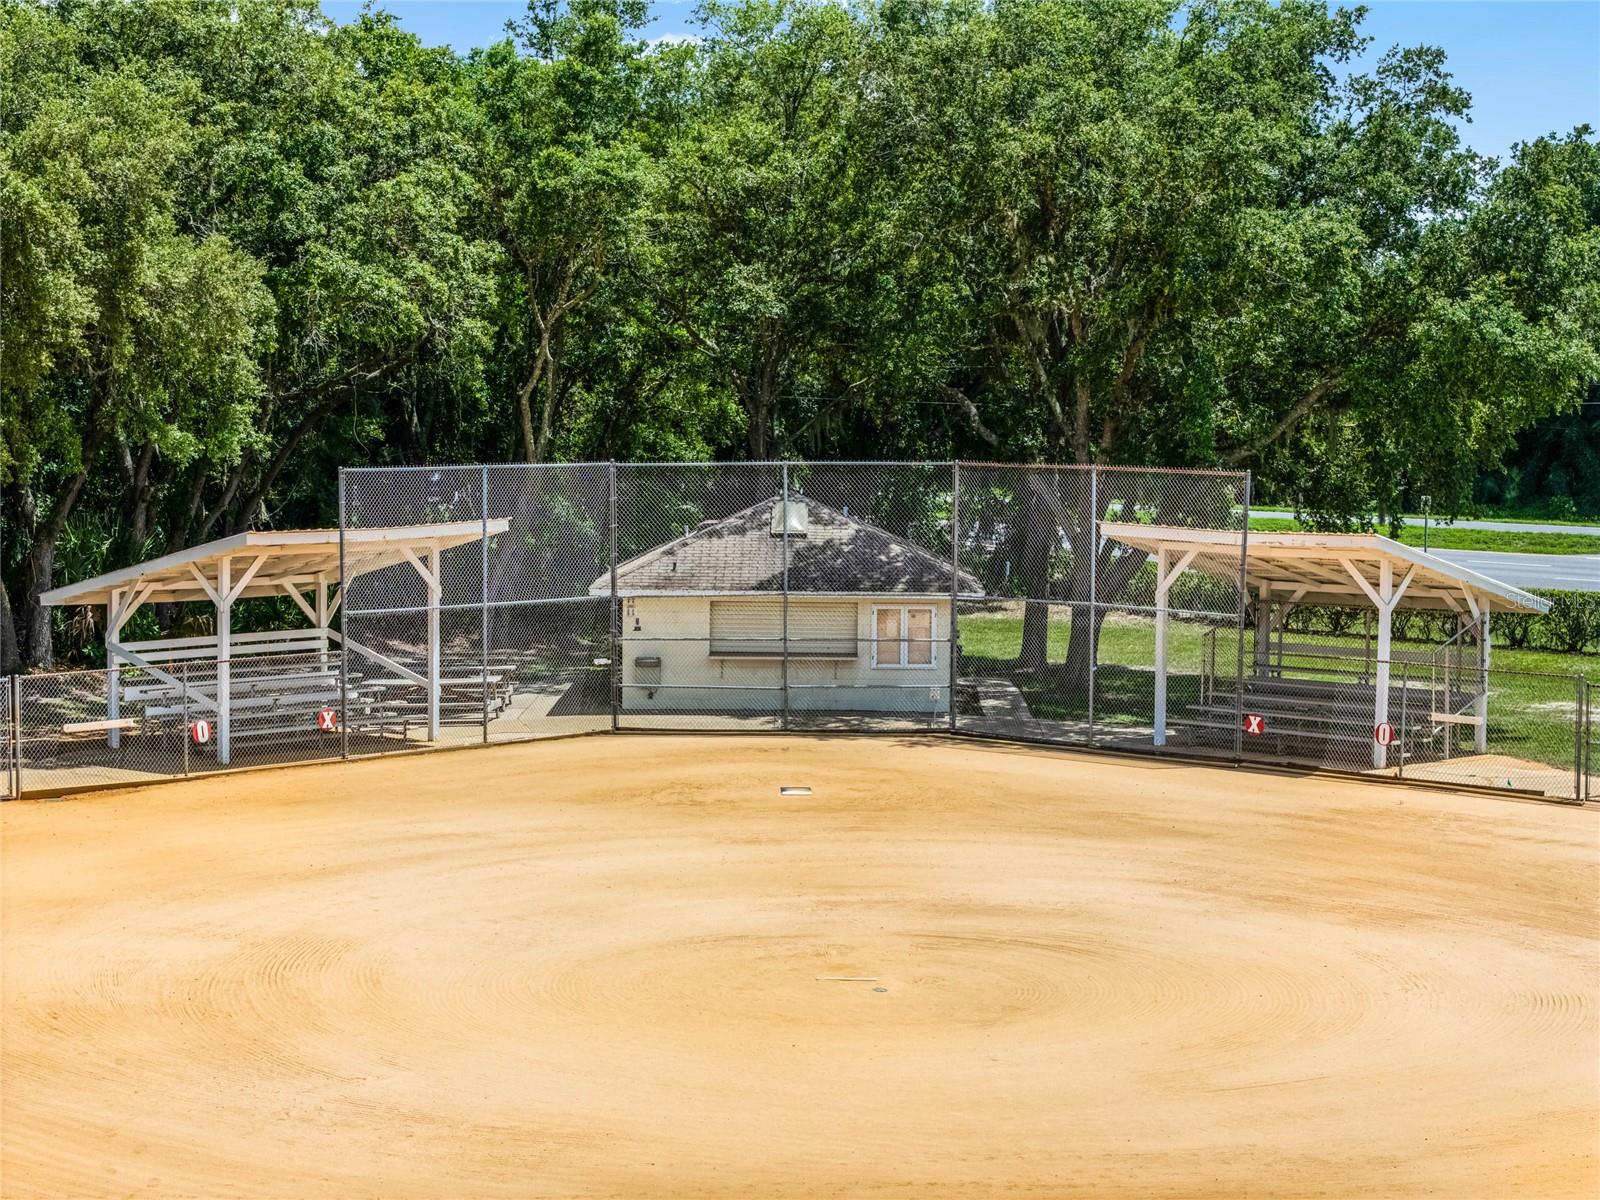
1243 713 1266 736
1375 722 1397 746
317 708 339 732
190 719 212 744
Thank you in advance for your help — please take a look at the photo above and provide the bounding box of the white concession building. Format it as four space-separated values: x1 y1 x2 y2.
596 494 981 715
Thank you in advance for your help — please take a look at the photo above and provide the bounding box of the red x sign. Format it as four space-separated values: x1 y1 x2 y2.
317 707 339 732
1243 713 1267 736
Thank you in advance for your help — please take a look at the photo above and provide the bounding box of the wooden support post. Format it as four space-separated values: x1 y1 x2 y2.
1270 586 1308 671
107 587 124 749
105 579 155 748
1152 546 1198 748
1154 548 1169 746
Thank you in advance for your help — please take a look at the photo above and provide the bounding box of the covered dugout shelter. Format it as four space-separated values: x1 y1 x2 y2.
1100 525 1552 768
40 522 506 765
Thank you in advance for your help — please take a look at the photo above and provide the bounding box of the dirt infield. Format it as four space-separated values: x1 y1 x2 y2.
2 737 1596 1199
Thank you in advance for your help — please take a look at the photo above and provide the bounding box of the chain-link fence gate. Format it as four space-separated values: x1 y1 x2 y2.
2 676 15 800
2 460 1590 803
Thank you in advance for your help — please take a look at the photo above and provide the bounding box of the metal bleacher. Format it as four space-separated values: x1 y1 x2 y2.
1185 632 1482 769
118 637 513 757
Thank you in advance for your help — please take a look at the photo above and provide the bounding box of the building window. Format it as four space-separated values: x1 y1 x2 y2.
872 605 936 668
709 599 858 657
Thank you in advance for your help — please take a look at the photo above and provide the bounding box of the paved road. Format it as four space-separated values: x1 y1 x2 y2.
1431 549 1600 592
1422 518 1600 536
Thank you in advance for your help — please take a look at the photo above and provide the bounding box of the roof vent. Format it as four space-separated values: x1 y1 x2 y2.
770 498 808 537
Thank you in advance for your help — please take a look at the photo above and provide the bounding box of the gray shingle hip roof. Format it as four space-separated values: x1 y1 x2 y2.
591 494 983 596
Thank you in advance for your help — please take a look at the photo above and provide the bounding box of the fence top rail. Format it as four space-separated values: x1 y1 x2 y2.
343 460 960 473
339 460 1250 477
957 461 1247 477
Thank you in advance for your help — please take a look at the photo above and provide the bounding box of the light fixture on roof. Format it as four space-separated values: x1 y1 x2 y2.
770 497 808 537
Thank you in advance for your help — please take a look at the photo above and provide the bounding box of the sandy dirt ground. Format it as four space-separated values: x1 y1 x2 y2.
2 736 1596 1199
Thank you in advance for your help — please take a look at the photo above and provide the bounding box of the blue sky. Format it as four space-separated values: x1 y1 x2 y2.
322 0 1599 163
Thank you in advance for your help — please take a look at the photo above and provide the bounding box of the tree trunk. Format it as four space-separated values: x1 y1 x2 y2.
19 533 61 670
742 367 772 460
16 458 93 669
123 440 156 560
227 382 366 534
743 331 785 459
0 580 19 676
1016 481 1057 671
531 322 562 463
746 395 770 459
517 339 549 463
1059 500 1098 690
196 456 249 542
1018 469 1101 684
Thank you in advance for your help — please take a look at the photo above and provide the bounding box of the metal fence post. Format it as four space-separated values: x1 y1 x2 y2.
338 468 350 761
1398 660 1407 780
482 465 491 744
780 462 790 731
8 674 18 798
1576 674 1585 804
1233 472 1252 763
181 660 191 777
609 462 620 733
949 461 960 734
1580 681 1593 803
1087 464 1097 743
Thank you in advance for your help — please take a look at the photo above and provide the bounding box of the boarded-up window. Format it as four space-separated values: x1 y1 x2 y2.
790 602 859 656
709 600 857 657
872 605 937 667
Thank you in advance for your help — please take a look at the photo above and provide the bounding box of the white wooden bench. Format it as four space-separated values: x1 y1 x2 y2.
1271 642 1442 668
61 718 140 737
116 629 334 664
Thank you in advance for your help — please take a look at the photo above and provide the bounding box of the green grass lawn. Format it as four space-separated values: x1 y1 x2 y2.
1252 506 1600 530
1246 516 1600 555
1467 507 1600 528
958 611 1595 768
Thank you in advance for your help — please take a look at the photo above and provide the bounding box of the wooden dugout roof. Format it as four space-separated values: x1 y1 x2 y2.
1099 523 1551 615
40 522 510 609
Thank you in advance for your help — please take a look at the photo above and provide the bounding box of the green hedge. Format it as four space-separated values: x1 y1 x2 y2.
1122 559 1597 654
1280 590 1599 655
1492 591 1600 654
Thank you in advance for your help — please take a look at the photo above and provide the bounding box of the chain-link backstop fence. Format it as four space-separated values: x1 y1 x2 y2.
3 462 1591 803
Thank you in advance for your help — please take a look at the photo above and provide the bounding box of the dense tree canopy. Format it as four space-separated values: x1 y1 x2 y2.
3 0 1597 667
